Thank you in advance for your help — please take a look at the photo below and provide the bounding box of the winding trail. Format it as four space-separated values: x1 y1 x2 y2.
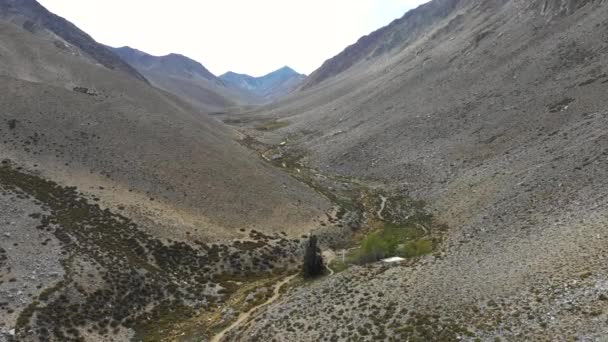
377 195 388 220
211 273 298 342
323 250 336 276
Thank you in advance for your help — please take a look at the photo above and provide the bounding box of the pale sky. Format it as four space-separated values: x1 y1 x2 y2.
38 1 430 77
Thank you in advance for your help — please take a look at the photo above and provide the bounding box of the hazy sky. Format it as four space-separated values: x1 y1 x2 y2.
38 1 430 76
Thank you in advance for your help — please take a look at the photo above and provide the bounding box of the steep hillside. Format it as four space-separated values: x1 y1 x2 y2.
111 46 245 111
0 0 146 82
300 0 461 89
0 11 329 243
225 0 608 340
221 66 306 102
0 7 332 340
5 0 608 340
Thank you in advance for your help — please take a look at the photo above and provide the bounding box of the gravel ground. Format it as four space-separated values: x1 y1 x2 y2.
0 189 64 340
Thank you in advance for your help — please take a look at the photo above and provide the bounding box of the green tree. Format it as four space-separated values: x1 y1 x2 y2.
361 232 390 262
302 235 324 278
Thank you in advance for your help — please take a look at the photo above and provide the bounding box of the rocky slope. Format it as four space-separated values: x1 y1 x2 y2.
0 17 329 240
4 0 608 340
221 66 306 102
300 0 461 90
0 0 146 82
111 46 245 111
224 0 608 340
0 3 331 340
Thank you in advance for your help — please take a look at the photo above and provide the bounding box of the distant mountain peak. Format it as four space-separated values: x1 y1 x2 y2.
277 65 296 73
221 66 302 79
220 66 305 101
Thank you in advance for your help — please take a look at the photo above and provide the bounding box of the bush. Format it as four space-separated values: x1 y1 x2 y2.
357 223 432 263
360 232 391 262
399 240 432 258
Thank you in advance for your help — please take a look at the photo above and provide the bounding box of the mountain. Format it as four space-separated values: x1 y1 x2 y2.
0 2 329 340
0 0 146 83
301 0 460 89
5 0 608 340
111 47 302 109
223 0 608 340
221 66 306 102
112 46 220 83
110 46 247 111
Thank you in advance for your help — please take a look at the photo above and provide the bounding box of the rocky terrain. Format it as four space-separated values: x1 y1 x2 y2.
0 9 329 241
3 0 608 341
0 0 145 82
222 0 608 340
0 2 330 341
0 160 314 341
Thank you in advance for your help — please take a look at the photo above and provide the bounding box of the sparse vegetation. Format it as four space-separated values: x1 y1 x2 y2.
0 162 304 341
255 119 290 131
395 312 476 341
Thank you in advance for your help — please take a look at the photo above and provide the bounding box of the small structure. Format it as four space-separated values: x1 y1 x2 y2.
381 257 405 263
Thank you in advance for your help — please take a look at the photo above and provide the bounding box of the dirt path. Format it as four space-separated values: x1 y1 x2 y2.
377 195 388 220
323 250 336 276
210 273 298 342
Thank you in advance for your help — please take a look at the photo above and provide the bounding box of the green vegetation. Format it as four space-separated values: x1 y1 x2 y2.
400 239 433 258
255 119 290 131
354 194 436 263
326 193 441 270
358 223 431 263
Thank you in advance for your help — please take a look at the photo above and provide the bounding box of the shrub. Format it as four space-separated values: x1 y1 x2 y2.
399 240 432 258
360 232 391 262
357 223 432 263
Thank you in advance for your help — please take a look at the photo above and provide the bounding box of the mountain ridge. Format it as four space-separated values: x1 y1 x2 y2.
220 66 306 101
300 0 463 89
0 0 148 82
110 45 244 111
112 46 304 108
112 46 222 84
